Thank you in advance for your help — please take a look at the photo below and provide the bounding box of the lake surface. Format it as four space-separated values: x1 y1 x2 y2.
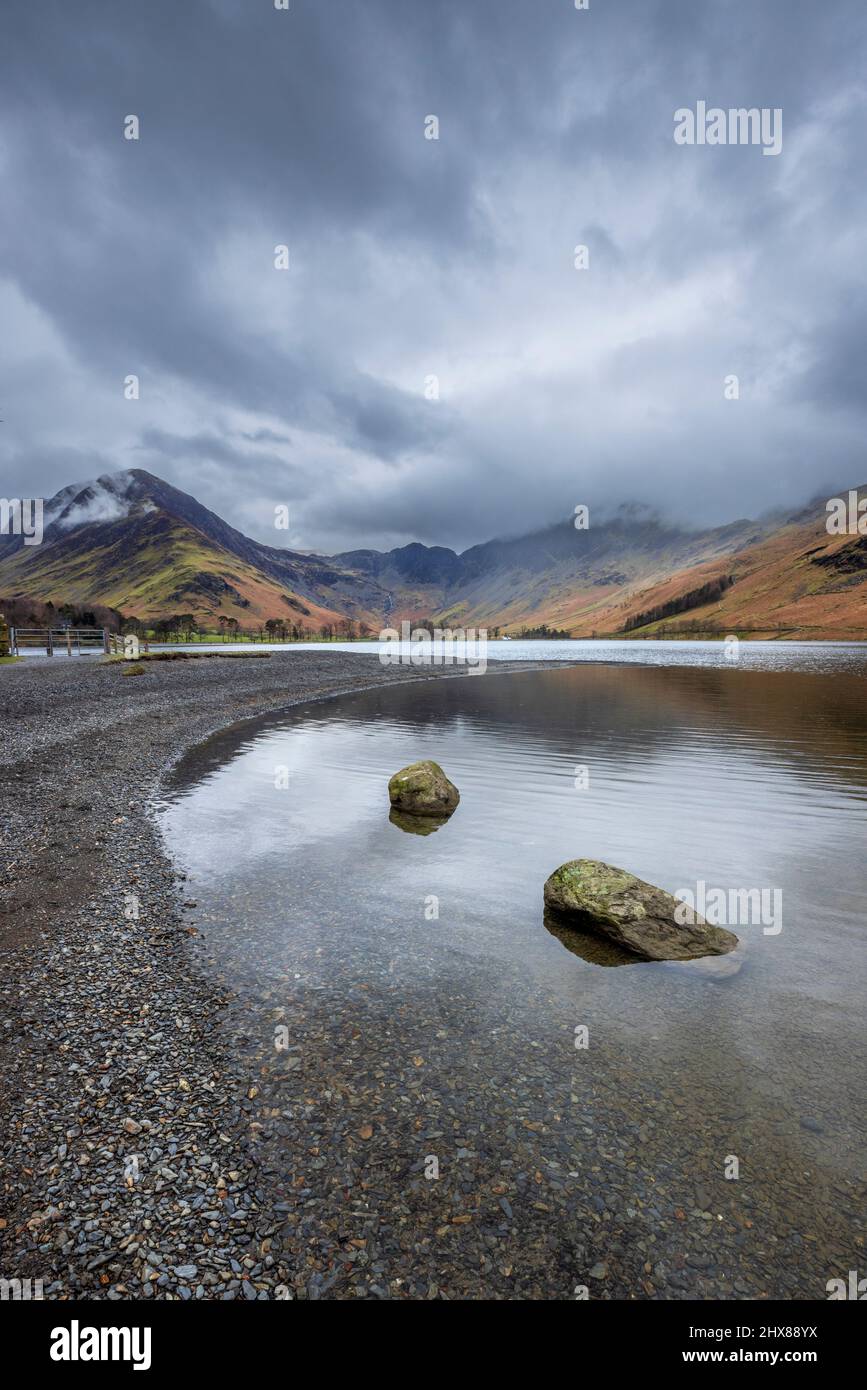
150 637 867 675
20 635 867 676
158 662 867 1299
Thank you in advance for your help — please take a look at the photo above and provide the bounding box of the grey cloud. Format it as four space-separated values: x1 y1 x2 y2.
1 0 865 550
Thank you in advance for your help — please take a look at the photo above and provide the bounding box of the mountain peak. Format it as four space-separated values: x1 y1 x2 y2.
45 471 154 532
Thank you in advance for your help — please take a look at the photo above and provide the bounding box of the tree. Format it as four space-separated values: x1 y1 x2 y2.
153 616 180 640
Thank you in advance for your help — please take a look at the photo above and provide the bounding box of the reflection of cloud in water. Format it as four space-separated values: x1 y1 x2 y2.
161 720 406 874
160 666 867 1139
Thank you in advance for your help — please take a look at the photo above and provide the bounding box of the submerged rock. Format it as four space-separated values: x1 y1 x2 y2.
543 907 640 967
666 946 746 980
543 859 738 962
387 760 460 818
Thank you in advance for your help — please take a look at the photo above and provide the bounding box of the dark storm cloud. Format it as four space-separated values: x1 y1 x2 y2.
1 0 865 551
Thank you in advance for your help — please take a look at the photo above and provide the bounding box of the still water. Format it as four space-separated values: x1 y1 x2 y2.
158 662 866 1299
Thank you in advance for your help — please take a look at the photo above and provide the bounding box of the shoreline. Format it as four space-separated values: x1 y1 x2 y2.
0 651 568 1300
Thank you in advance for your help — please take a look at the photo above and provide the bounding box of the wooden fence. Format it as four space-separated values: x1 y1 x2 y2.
8 627 110 656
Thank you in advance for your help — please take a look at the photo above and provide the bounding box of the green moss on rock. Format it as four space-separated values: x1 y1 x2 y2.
387 760 460 818
543 858 738 962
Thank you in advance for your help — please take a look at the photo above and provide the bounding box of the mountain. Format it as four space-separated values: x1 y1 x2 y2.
341 496 867 639
0 469 865 639
0 470 388 630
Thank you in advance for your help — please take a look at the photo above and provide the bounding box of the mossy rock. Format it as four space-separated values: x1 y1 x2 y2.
388 760 460 818
543 858 738 962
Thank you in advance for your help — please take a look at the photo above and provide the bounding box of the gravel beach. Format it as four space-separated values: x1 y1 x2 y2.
0 651 561 1300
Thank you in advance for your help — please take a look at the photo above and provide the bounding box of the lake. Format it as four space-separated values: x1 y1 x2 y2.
157 658 867 1299
150 637 867 676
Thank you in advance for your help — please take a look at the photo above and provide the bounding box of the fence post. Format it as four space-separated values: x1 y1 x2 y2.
66 629 72 657
47 629 54 657
103 629 110 655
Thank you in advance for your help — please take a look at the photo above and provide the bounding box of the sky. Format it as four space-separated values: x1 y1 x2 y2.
1 0 866 554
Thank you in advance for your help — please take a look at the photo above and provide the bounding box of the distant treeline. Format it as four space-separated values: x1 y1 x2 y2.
129 613 374 642
0 597 377 642
401 620 572 639
515 624 572 639
402 618 494 636
623 575 734 633
0 595 123 630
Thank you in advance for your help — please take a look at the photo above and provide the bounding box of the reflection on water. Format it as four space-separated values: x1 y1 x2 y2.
543 906 642 967
158 664 867 1299
389 807 452 836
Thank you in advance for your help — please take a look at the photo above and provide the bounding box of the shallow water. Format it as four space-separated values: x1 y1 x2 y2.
158 663 867 1299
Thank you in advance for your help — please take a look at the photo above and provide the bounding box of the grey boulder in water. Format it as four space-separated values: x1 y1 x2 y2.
387 760 460 818
543 859 738 962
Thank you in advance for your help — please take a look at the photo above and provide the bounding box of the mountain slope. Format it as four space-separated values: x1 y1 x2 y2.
428 510 762 632
610 496 867 640
423 494 867 640
440 492 867 640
